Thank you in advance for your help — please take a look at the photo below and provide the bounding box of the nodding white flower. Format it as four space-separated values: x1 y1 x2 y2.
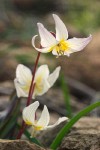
23 101 68 136
14 64 61 98
32 14 92 57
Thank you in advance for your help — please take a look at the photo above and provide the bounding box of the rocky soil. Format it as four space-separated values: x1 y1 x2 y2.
38 117 100 150
0 139 46 150
0 117 100 150
58 117 100 150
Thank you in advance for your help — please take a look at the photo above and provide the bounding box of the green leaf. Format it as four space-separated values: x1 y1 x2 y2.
24 129 42 146
60 74 72 118
16 123 42 146
0 92 19 129
0 102 20 138
50 101 100 149
0 94 20 138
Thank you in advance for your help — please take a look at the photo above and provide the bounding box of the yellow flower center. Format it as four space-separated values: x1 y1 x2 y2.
34 125 43 131
49 40 69 56
33 120 43 131
21 74 44 96
25 120 43 131
22 81 31 93
25 119 33 125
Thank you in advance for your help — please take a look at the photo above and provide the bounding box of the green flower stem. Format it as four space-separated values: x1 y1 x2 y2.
50 101 100 150
16 123 41 146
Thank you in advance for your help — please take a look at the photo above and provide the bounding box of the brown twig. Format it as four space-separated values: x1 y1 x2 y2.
17 52 41 139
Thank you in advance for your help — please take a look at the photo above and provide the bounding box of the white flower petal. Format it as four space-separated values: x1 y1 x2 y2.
14 79 27 98
37 105 50 128
52 49 58 56
33 77 50 98
32 65 51 98
23 101 39 125
32 92 36 99
37 23 57 47
67 35 92 52
64 50 73 57
48 66 61 87
32 35 52 53
34 65 60 96
47 117 68 129
53 14 68 41
37 78 50 95
16 64 32 85
35 65 50 81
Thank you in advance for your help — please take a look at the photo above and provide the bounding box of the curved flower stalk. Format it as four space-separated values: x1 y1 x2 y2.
23 101 68 137
32 14 92 57
14 64 61 99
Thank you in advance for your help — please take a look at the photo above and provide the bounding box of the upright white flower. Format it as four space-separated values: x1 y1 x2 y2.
32 14 92 57
14 64 61 98
23 101 68 137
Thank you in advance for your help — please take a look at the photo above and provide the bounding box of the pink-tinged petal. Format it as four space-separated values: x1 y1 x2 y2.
53 14 68 41
32 35 52 53
37 23 57 47
37 105 50 128
67 35 92 52
46 117 68 129
22 101 39 125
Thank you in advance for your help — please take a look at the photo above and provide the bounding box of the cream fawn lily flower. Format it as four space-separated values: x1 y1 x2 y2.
14 64 61 98
32 14 92 57
23 101 68 137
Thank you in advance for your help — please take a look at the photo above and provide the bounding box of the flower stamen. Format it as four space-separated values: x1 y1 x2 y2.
55 40 69 56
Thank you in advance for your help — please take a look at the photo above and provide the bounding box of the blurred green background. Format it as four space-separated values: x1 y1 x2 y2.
0 0 100 41
0 0 100 90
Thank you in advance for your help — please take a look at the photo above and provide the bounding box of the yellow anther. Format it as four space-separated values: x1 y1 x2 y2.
48 40 69 56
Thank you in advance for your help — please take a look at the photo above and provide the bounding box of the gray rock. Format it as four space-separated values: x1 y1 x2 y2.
58 134 100 150
0 139 46 150
58 117 100 150
37 121 68 147
38 117 100 150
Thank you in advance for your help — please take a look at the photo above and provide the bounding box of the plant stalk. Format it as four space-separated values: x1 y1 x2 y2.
17 52 41 139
